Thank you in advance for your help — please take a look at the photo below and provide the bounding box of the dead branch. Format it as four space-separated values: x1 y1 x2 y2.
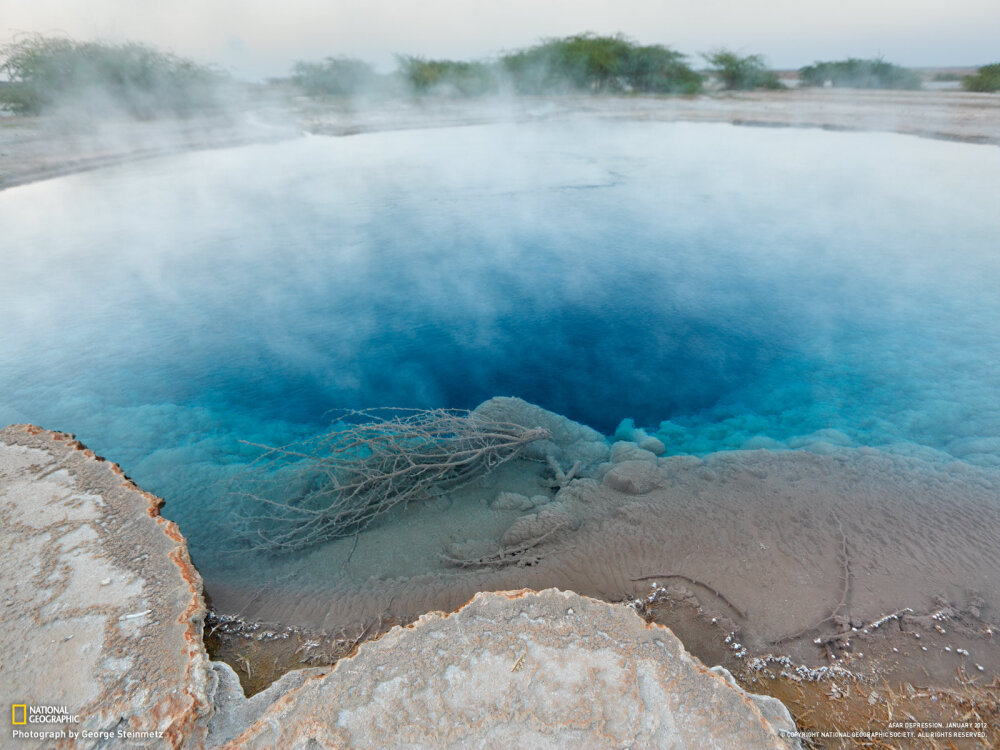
630 574 747 619
231 408 550 552
546 456 582 490
441 523 568 569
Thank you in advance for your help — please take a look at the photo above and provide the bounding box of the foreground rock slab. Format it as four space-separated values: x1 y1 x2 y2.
226 588 799 749
0 425 214 748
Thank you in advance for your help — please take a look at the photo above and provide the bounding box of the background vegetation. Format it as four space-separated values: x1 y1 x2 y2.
286 33 704 99
396 56 498 96
798 58 921 90
962 63 1000 92
0 35 229 117
703 50 783 90
499 33 702 95
7 31 988 114
290 56 374 97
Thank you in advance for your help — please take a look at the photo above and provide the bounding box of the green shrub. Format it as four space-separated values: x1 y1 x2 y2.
798 58 920 90
291 56 374 97
704 50 784 91
396 56 498 96
0 35 226 117
621 44 703 94
962 63 1000 92
501 33 701 95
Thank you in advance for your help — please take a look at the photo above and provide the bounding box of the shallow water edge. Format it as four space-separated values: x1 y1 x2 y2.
3 89 998 193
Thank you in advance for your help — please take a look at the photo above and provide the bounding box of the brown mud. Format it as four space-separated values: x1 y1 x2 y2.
207 579 1000 746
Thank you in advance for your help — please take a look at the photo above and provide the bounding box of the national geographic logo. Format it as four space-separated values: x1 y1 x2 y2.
10 704 79 725
11 704 82 742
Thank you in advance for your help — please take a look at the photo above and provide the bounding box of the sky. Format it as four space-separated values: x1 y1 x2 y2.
1 0 997 80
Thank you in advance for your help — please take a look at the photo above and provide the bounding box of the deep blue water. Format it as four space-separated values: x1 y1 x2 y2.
2 120 999 576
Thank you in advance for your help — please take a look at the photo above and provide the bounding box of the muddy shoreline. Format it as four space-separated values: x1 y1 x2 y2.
0 111 300 191
2 89 997 192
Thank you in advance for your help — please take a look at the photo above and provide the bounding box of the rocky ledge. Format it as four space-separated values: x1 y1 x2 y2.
0 425 215 747
219 587 799 749
0 425 799 749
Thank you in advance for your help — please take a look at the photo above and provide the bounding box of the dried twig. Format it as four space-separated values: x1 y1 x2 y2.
546 456 582 490
234 652 252 678
441 524 568 569
630 573 747 619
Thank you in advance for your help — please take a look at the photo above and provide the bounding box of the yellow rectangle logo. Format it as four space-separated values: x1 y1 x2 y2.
12 705 27 725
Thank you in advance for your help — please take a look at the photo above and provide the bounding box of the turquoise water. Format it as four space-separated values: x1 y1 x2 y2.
2 120 999 580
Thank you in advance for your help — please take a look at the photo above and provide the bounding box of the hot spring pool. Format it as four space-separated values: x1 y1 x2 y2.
2 120 999 624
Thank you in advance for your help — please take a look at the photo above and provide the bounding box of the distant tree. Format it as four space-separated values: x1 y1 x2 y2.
704 50 783 91
798 58 920 90
0 34 226 117
501 33 701 95
291 56 374 97
623 44 703 94
962 63 1000 92
395 56 498 96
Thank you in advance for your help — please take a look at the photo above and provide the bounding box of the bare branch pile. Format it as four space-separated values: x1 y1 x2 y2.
231 408 550 552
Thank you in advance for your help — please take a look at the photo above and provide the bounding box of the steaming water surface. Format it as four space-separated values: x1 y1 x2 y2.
2 120 999 598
